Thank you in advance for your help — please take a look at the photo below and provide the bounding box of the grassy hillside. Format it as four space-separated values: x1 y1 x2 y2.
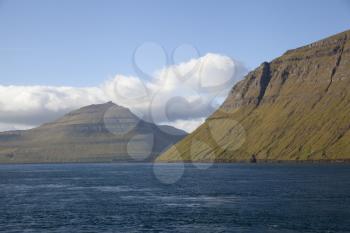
157 30 350 162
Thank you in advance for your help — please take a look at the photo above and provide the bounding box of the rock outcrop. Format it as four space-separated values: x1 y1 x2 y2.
157 30 350 162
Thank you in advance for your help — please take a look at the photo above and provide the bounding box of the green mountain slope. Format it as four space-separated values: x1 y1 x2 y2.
157 30 350 162
0 102 186 163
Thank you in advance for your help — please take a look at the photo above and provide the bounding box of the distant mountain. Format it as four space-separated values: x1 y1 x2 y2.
0 102 187 163
157 30 350 162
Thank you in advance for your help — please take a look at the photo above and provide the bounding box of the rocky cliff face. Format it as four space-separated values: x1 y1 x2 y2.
0 102 186 163
157 30 350 162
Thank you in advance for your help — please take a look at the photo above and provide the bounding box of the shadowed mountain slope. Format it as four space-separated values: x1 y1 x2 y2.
0 102 186 163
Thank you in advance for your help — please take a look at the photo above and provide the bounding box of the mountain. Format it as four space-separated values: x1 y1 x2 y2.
157 30 350 162
0 102 187 163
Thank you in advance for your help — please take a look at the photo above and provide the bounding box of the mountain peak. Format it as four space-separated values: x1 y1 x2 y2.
79 101 120 110
39 101 136 129
100 101 118 107
0 101 187 163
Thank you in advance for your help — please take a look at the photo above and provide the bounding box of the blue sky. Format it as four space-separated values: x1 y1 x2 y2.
0 0 350 132
1 0 350 86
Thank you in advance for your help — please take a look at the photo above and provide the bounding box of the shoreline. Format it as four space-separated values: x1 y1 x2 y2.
1 159 350 165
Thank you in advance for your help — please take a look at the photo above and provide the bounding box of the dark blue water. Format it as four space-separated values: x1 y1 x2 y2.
0 163 349 233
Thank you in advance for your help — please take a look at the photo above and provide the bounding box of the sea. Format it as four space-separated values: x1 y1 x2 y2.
0 163 349 233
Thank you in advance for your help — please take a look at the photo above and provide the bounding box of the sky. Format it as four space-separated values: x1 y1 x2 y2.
0 0 350 132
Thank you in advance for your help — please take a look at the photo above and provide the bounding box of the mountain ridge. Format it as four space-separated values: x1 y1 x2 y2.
0 102 187 163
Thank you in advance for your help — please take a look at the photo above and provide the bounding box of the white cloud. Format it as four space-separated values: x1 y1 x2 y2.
0 85 107 125
0 53 246 132
0 123 35 132
166 118 206 133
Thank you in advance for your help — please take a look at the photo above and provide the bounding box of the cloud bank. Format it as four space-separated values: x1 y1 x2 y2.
0 53 246 132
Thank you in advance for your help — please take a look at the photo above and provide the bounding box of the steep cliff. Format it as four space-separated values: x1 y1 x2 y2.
157 30 350 162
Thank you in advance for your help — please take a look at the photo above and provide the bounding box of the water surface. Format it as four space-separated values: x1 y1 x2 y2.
0 163 349 232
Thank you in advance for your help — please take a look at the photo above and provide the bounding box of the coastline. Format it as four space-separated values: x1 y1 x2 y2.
1 159 350 165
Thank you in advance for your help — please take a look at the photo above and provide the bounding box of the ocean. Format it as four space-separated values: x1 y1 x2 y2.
0 163 349 232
